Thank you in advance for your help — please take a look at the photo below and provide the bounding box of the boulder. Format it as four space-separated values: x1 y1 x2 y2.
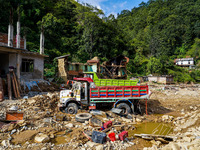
34 133 50 143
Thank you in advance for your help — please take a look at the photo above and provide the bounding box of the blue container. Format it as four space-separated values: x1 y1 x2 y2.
92 131 107 144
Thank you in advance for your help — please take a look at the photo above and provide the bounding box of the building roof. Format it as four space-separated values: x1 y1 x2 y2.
87 56 100 63
55 54 70 59
21 51 49 57
0 45 48 57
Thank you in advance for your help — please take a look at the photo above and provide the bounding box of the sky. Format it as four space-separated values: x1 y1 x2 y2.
78 0 149 17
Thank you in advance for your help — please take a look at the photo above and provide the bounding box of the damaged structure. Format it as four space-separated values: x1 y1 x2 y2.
0 32 47 81
57 55 130 82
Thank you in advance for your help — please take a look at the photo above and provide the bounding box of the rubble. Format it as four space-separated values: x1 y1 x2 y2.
0 84 199 149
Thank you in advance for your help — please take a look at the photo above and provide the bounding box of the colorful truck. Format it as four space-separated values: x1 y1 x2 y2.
84 72 139 86
59 77 151 115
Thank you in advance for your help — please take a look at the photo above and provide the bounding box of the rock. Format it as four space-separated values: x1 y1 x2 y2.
65 123 74 128
136 118 142 122
96 144 104 150
86 141 97 147
34 133 50 143
183 137 192 142
122 117 132 123
10 129 17 135
1 140 10 147
43 118 52 123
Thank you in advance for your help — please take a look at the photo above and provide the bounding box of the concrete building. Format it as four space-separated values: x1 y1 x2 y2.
174 58 195 68
148 75 174 84
0 32 47 81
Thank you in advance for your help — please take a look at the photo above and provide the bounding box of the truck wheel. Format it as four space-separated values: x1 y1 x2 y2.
65 103 78 114
117 103 131 115
75 113 92 123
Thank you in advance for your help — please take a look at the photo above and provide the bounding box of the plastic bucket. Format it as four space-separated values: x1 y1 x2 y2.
108 132 116 141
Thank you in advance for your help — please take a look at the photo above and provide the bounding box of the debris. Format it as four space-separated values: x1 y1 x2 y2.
119 131 128 141
90 110 103 115
75 113 92 123
103 121 112 129
6 112 24 121
111 108 123 114
89 118 103 127
34 133 50 143
86 141 97 147
92 131 107 144
134 134 176 141
108 132 116 141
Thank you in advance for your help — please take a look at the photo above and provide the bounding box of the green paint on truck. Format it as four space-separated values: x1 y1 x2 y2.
84 72 138 86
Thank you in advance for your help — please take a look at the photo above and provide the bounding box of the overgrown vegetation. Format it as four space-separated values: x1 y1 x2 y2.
0 0 200 82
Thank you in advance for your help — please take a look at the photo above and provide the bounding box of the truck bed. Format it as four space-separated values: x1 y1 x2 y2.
84 72 138 86
90 85 149 102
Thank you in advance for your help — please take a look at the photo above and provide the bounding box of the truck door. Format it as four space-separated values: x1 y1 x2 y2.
80 82 88 105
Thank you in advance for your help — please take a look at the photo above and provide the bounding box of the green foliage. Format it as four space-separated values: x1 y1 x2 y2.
147 57 163 75
187 38 200 58
1 0 200 82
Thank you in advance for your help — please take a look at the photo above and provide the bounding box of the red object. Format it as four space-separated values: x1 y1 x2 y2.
74 77 94 83
6 112 24 121
103 121 112 129
89 106 96 110
118 131 128 141
108 132 116 141
90 85 149 98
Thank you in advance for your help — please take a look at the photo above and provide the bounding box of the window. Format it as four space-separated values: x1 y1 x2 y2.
21 59 34 72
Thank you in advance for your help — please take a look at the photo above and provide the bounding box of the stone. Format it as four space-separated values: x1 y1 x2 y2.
122 117 132 123
136 118 142 122
183 137 192 142
34 133 50 143
86 141 97 147
1 140 10 147
96 144 104 150
65 123 74 128
10 129 17 135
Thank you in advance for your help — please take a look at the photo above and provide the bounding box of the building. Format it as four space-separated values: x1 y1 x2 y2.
56 55 93 82
148 75 174 84
101 55 129 79
0 32 47 81
174 58 195 69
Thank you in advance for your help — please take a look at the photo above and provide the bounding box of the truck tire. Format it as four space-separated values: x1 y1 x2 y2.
75 113 92 123
65 103 78 114
117 103 131 115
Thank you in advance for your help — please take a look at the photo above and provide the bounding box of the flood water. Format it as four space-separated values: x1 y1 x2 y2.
128 122 173 137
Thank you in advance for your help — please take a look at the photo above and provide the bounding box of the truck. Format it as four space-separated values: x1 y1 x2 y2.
59 77 151 115
84 72 139 86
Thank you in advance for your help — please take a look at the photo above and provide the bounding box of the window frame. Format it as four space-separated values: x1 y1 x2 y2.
21 58 34 72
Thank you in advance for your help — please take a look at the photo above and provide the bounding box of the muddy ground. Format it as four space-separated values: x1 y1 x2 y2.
0 84 200 150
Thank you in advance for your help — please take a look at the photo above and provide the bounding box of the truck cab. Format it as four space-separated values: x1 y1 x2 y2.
59 78 94 114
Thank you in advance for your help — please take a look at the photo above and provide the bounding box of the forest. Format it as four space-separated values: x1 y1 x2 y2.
0 0 200 82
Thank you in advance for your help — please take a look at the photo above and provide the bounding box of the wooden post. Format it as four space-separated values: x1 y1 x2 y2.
11 76 17 98
7 74 12 100
16 21 20 48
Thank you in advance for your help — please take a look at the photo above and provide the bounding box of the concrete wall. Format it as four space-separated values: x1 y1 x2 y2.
20 54 44 80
